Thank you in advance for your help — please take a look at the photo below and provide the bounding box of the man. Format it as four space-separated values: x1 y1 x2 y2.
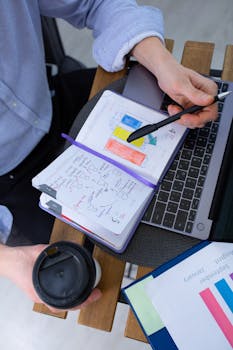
0 1 217 312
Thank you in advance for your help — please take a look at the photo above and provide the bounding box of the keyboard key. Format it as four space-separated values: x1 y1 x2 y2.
200 165 208 176
183 188 194 200
197 176 205 187
192 198 200 210
170 160 178 171
176 169 187 181
196 137 207 147
211 123 219 133
194 187 202 198
167 201 178 213
164 170 175 181
199 127 210 138
218 103 223 113
206 143 214 154
203 154 211 165
180 199 191 211
184 139 195 149
158 190 169 202
191 157 202 168
188 167 199 178
188 210 197 221
187 129 198 139
185 177 197 189
170 191 181 202
178 159 190 171
161 180 172 191
194 147 205 157
152 202 166 224
181 149 192 160
163 212 175 228
222 83 229 92
172 180 184 192
209 133 217 143
174 210 188 231
185 221 194 233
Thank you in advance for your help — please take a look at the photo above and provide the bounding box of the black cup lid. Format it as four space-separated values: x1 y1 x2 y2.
32 241 96 309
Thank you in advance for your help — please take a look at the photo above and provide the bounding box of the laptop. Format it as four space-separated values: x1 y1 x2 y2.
123 64 233 243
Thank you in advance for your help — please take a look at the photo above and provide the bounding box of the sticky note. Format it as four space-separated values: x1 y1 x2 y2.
105 139 146 165
121 114 142 129
113 126 144 147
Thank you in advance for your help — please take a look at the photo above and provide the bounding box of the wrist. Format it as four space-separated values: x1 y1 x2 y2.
131 36 177 77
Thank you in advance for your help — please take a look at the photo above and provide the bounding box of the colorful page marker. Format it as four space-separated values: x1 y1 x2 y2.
105 138 146 165
113 126 144 147
121 114 142 129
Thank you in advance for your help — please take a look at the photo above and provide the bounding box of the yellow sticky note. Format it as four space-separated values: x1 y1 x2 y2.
113 127 144 147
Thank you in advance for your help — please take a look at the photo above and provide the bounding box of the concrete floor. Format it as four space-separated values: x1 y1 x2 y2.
1 1 232 349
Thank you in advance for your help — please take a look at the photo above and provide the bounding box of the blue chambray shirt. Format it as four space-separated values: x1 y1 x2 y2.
0 0 164 241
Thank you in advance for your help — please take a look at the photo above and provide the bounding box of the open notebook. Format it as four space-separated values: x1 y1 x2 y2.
32 90 187 252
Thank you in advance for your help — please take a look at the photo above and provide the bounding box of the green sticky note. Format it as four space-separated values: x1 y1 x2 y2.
125 276 164 335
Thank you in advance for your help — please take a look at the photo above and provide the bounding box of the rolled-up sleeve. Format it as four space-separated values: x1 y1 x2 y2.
38 0 164 71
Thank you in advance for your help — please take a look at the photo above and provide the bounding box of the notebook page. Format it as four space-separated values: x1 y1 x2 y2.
32 145 152 235
77 90 187 184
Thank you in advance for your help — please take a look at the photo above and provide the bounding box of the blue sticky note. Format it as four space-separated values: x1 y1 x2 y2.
121 114 142 129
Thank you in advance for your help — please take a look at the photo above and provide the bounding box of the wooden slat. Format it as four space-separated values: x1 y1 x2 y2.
222 45 233 81
78 246 126 331
33 303 67 319
181 41 214 74
49 219 85 244
89 66 128 99
124 266 153 342
165 38 174 53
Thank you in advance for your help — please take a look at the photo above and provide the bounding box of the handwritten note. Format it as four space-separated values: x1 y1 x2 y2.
33 145 152 235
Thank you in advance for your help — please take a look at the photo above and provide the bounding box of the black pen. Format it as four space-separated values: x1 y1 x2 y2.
127 91 232 143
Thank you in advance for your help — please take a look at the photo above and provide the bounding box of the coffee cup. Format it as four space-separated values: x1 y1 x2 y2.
32 241 101 309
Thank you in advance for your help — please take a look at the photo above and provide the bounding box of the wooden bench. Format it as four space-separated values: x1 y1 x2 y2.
33 39 233 342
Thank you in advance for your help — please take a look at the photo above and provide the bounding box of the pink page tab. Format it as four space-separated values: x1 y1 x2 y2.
200 288 233 347
105 138 146 165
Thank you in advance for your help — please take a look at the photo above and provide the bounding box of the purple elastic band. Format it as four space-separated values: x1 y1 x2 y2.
61 133 156 189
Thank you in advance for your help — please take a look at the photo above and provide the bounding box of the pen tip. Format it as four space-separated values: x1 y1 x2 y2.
218 90 232 99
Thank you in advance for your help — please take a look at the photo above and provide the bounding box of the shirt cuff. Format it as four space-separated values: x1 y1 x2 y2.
112 31 164 72
92 7 164 72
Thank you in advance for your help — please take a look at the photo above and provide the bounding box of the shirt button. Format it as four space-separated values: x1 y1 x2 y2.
12 102 17 107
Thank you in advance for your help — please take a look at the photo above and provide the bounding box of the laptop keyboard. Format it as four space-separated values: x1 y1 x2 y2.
141 80 229 234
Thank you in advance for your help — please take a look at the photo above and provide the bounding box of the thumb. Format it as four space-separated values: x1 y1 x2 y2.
185 85 213 106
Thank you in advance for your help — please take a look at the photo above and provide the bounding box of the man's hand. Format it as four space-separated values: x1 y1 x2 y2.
0 244 101 313
132 37 218 128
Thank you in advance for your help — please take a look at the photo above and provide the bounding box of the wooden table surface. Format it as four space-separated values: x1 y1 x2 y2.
33 39 233 343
